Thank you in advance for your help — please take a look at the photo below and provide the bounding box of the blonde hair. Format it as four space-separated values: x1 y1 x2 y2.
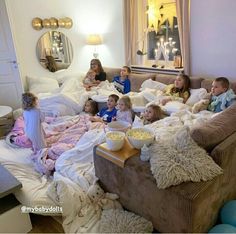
145 104 163 123
22 92 38 110
119 96 132 110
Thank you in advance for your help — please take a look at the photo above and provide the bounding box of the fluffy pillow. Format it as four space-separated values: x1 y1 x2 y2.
100 209 153 233
55 72 86 84
162 101 190 115
149 126 223 189
140 79 167 92
186 88 208 106
27 76 59 95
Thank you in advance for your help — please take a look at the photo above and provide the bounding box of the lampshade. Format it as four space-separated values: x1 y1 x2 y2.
86 34 102 45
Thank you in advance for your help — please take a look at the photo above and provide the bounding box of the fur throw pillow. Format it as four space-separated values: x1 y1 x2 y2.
99 209 153 233
149 126 223 189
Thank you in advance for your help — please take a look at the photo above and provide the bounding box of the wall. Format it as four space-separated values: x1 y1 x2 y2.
5 0 125 89
190 0 236 81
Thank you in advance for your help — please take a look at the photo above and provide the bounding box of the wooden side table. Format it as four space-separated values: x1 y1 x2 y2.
0 106 13 138
0 164 32 232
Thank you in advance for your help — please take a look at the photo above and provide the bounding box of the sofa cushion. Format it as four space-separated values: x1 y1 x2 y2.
129 73 156 92
103 67 120 82
155 74 203 89
201 79 236 94
190 103 236 151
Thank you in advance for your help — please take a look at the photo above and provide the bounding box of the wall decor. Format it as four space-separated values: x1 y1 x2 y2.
32 17 73 30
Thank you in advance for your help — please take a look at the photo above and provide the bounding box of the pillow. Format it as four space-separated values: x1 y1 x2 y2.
186 88 208 106
149 126 223 189
55 72 87 84
27 76 59 95
140 79 167 92
190 103 236 151
162 101 191 115
100 209 153 233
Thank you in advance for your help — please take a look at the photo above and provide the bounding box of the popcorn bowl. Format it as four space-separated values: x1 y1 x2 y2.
126 127 155 149
106 131 125 151
107 120 131 133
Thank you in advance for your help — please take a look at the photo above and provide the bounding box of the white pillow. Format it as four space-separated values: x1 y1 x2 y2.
27 76 59 95
55 72 86 84
162 101 191 115
140 79 167 91
186 88 208 106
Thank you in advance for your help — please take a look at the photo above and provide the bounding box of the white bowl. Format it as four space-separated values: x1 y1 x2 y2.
106 131 125 151
108 120 131 133
126 128 154 149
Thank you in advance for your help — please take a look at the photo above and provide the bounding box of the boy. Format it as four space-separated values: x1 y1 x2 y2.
112 66 131 94
208 77 236 113
90 94 119 123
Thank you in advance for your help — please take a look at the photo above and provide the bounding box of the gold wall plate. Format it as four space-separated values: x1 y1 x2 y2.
32 17 43 30
42 18 50 28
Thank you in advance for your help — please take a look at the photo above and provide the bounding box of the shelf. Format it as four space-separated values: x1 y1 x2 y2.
131 65 184 75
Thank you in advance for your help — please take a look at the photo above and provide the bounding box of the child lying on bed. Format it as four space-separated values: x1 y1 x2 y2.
207 77 236 113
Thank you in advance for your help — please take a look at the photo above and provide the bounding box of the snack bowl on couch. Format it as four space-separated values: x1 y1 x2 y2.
126 127 155 149
108 120 131 133
106 131 125 151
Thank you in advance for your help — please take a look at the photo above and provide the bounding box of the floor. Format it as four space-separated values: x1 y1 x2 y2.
29 214 64 233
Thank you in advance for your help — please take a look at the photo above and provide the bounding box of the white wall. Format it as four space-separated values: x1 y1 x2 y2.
5 0 125 89
190 0 236 81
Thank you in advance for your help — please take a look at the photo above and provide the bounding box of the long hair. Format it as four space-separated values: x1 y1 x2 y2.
90 59 104 73
171 74 191 98
22 92 38 110
84 98 98 116
119 96 132 110
145 104 163 123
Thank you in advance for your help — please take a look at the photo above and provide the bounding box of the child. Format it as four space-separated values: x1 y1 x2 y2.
112 66 131 94
208 77 236 113
161 74 191 105
90 94 119 123
83 98 98 116
22 92 46 153
141 104 163 125
115 96 134 124
83 69 97 91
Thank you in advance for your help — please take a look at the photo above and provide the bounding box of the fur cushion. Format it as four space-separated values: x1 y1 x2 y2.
149 126 223 189
99 209 153 233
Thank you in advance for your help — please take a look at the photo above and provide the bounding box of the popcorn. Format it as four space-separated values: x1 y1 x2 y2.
127 129 153 140
106 132 124 140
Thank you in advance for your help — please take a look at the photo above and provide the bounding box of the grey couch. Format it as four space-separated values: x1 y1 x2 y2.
94 69 236 233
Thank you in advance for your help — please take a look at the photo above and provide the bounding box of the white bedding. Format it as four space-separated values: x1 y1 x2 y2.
0 140 56 209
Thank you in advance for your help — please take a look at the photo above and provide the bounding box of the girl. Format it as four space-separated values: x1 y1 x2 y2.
115 96 134 124
83 69 97 91
161 74 191 105
83 98 99 116
89 59 106 83
141 104 163 125
22 92 46 153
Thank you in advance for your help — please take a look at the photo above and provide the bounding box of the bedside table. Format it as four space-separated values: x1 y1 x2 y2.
0 106 14 138
0 164 32 232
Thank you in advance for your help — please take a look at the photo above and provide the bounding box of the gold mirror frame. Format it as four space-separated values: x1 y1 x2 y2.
36 31 73 72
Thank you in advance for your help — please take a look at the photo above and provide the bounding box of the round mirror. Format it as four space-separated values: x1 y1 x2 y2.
36 31 73 72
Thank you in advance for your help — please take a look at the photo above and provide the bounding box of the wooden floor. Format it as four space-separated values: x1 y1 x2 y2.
29 214 64 233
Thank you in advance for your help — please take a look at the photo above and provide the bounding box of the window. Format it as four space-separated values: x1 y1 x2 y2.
146 0 181 67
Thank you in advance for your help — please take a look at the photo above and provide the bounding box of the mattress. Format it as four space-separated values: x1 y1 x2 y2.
0 140 56 210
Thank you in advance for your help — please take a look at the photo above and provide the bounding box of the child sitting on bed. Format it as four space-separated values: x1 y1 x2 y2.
207 77 236 113
90 94 119 123
141 104 163 125
83 69 97 91
83 98 99 116
22 92 46 153
112 66 131 94
161 74 191 105
113 96 134 124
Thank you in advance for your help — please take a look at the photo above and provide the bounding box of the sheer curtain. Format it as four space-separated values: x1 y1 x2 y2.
176 0 190 75
123 0 147 65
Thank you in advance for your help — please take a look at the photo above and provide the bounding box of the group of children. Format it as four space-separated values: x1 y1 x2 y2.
19 69 235 154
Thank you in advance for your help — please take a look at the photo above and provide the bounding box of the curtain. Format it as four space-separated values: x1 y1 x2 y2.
123 0 147 65
176 0 190 75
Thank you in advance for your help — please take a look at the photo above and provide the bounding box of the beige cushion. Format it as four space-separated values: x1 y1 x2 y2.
190 103 236 151
129 73 155 92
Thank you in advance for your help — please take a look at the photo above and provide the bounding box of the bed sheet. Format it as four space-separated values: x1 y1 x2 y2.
0 140 56 210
